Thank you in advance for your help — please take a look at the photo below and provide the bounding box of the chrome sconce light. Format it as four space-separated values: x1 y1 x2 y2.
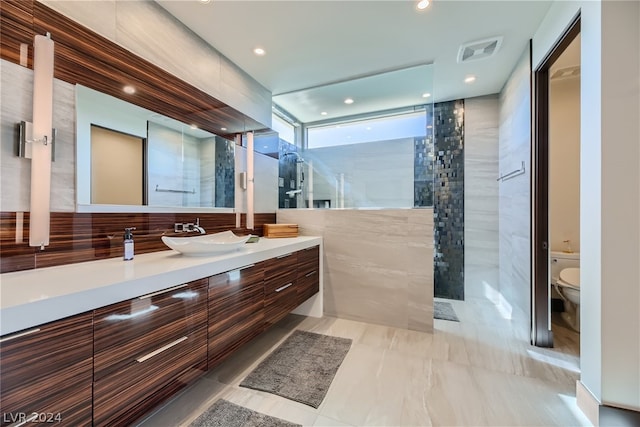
19 33 55 249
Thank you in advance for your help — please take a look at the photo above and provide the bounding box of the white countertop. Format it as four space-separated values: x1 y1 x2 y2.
0 236 321 336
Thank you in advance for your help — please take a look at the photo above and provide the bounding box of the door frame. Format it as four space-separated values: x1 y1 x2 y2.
531 13 581 347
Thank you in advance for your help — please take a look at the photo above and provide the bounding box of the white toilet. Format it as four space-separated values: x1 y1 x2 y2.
550 251 580 332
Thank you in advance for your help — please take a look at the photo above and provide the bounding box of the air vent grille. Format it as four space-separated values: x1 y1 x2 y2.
457 37 503 63
550 65 581 80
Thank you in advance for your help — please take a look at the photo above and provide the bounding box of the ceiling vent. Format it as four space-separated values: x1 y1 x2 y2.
457 37 503 63
550 65 581 80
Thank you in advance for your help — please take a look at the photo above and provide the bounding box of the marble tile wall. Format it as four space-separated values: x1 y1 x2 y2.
464 96 500 300
498 48 532 321
433 100 465 300
277 208 434 332
40 0 272 127
215 138 235 208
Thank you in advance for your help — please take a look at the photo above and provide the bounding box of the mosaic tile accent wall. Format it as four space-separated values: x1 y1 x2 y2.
433 100 465 300
278 140 300 208
215 137 235 208
414 104 435 207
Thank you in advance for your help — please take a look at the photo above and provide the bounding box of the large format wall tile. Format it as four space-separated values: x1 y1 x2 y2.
464 96 499 300
498 47 531 321
277 208 433 332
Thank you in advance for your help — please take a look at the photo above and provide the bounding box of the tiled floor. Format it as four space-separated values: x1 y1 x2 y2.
138 297 589 426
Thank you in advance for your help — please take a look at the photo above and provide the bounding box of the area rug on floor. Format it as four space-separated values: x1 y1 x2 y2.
434 301 460 322
239 330 352 408
190 399 300 427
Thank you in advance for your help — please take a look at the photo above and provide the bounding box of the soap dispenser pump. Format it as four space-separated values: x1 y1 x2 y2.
124 227 136 261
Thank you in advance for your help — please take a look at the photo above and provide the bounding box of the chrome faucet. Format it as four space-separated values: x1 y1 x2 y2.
192 218 206 234
174 218 206 234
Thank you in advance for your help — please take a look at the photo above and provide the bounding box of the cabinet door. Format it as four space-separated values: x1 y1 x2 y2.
297 246 320 304
93 279 208 426
0 312 93 427
264 252 298 327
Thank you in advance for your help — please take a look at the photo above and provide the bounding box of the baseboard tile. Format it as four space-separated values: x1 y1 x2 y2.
577 380 600 426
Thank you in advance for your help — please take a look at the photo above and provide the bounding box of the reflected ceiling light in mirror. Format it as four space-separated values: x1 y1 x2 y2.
320 111 328 116
464 75 477 83
422 92 431 98
123 85 136 94
253 47 266 56
200 0 211 3
416 0 430 11
344 98 354 105
221 127 227 131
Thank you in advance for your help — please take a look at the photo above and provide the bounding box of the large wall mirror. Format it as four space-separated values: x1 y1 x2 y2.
76 85 235 212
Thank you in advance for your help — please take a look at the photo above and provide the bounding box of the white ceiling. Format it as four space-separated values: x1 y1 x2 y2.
156 0 552 123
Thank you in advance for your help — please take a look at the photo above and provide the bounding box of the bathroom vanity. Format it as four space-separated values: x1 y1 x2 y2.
0 236 321 427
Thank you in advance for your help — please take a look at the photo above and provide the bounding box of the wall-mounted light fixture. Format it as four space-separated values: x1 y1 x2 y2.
246 131 254 230
28 33 54 249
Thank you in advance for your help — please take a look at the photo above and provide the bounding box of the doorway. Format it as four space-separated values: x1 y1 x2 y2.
532 14 580 347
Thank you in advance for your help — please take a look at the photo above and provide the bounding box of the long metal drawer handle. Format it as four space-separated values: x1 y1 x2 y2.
13 413 39 427
305 271 317 277
136 336 188 363
0 328 41 343
276 253 292 259
275 283 293 293
139 284 187 300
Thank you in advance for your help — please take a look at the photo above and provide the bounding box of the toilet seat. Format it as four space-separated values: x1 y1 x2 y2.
558 267 580 289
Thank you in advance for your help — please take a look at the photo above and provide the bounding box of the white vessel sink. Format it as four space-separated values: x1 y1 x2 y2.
161 231 252 256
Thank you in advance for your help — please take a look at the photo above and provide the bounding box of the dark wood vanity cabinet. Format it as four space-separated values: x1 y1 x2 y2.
263 252 299 328
92 278 208 427
0 312 93 427
297 245 320 304
208 263 265 368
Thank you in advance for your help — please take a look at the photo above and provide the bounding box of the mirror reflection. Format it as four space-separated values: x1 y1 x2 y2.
76 85 235 211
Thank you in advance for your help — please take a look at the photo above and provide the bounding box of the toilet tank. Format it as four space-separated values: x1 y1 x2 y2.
550 251 580 283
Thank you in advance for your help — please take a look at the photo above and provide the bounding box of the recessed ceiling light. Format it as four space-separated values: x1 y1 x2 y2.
464 75 477 83
221 127 227 131
320 111 328 116
190 124 198 129
123 85 136 94
416 0 430 11
422 92 431 98
344 98 354 105
253 47 266 56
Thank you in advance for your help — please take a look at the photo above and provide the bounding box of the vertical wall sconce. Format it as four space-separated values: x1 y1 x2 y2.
246 132 254 230
29 33 54 248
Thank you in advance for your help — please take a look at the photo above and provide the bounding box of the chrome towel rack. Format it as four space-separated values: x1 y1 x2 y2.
497 161 526 182
155 185 195 194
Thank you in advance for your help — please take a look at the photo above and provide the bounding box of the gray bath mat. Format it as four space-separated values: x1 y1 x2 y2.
240 330 352 408
190 399 300 427
434 301 460 322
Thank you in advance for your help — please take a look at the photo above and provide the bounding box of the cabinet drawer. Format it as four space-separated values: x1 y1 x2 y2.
208 263 264 331
297 268 320 304
0 313 93 427
297 245 320 276
208 264 265 368
264 278 297 327
264 251 297 279
93 278 207 381
93 327 207 427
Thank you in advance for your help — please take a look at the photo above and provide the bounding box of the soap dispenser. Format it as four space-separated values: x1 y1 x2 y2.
124 227 136 261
